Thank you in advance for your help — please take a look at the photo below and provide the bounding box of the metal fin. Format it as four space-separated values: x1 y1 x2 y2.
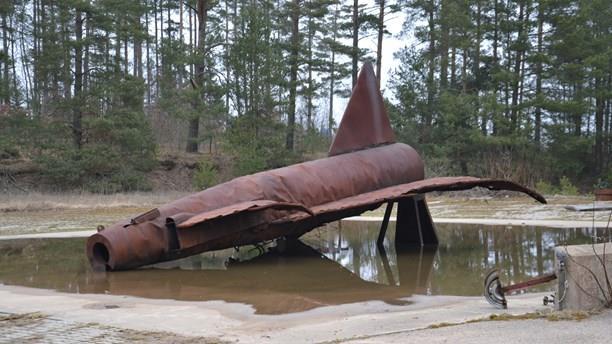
328 63 396 156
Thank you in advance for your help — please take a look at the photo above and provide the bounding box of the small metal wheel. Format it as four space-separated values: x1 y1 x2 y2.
484 269 507 309
543 295 555 306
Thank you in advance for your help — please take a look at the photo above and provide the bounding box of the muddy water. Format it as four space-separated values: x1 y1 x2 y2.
0 222 604 314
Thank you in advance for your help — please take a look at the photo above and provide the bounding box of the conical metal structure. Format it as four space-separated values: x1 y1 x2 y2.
329 63 395 156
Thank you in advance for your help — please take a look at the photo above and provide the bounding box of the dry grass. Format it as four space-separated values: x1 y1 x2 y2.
0 191 190 212
0 312 47 322
0 312 47 327
487 310 591 322
425 310 594 330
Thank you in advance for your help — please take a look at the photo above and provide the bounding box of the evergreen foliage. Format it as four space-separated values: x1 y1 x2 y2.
0 0 610 192
392 0 611 189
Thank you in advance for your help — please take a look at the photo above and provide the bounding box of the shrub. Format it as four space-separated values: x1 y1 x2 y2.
223 114 300 177
31 76 157 193
193 157 218 189
594 169 612 189
535 180 558 195
559 176 579 195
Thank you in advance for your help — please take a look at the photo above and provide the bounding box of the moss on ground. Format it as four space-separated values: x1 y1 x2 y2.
425 309 595 330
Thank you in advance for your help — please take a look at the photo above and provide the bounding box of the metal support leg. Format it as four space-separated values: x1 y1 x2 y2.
395 195 438 247
378 244 396 286
377 202 394 248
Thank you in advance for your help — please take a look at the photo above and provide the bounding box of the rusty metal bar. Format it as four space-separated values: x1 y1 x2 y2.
502 273 557 293
377 202 394 247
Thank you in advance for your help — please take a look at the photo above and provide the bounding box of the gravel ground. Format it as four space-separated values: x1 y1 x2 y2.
0 312 224 344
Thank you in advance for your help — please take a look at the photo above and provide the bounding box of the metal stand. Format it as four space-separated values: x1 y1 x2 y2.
395 195 438 247
377 202 394 248
376 195 438 249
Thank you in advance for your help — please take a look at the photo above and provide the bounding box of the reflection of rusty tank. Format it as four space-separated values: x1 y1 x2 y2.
91 242 437 314
87 63 546 271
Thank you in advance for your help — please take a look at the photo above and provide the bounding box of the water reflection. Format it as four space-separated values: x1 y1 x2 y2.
0 222 603 314
303 222 605 296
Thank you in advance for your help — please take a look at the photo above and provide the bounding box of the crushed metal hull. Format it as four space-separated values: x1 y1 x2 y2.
86 142 545 271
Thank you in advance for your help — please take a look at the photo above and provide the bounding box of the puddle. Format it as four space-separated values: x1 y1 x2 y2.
0 222 604 314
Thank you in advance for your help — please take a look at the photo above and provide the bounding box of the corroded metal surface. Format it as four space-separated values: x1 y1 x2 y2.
87 143 426 270
86 63 546 271
329 63 395 156
178 200 314 228
303 176 547 218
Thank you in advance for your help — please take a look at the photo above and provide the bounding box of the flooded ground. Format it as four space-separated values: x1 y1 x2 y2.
0 221 605 315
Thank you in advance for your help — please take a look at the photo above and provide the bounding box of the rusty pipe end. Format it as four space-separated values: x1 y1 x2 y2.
86 233 114 271
86 222 170 271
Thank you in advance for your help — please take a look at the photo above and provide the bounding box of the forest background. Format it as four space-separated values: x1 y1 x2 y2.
0 0 610 194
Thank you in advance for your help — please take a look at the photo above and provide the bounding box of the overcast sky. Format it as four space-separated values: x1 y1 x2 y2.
330 4 410 124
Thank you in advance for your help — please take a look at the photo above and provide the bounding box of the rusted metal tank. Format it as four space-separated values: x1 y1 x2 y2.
87 63 546 271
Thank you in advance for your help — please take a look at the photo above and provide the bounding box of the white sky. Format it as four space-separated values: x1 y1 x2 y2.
329 3 409 124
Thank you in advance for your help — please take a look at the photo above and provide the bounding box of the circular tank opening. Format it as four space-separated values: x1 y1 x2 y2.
92 242 111 271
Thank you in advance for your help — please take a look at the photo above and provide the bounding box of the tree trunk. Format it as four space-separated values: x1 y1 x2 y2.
424 0 435 141
595 77 604 173
492 0 499 135
605 74 611 169
179 0 184 41
328 4 339 137
83 14 90 93
534 2 543 145
134 10 142 79
124 30 129 75
2 14 11 104
19 10 32 108
574 83 582 136
450 42 456 87
376 0 385 85
329 48 335 137
351 0 359 87
73 10 83 149
224 0 230 114
61 5 71 104
32 0 39 114
510 2 525 133
461 48 467 93
154 0 159 97
306 10 314 129
439 0 449 91
146 0 151 103
475 1 486 134
286 0 300 151
187 0 210 153
9 16 18 103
